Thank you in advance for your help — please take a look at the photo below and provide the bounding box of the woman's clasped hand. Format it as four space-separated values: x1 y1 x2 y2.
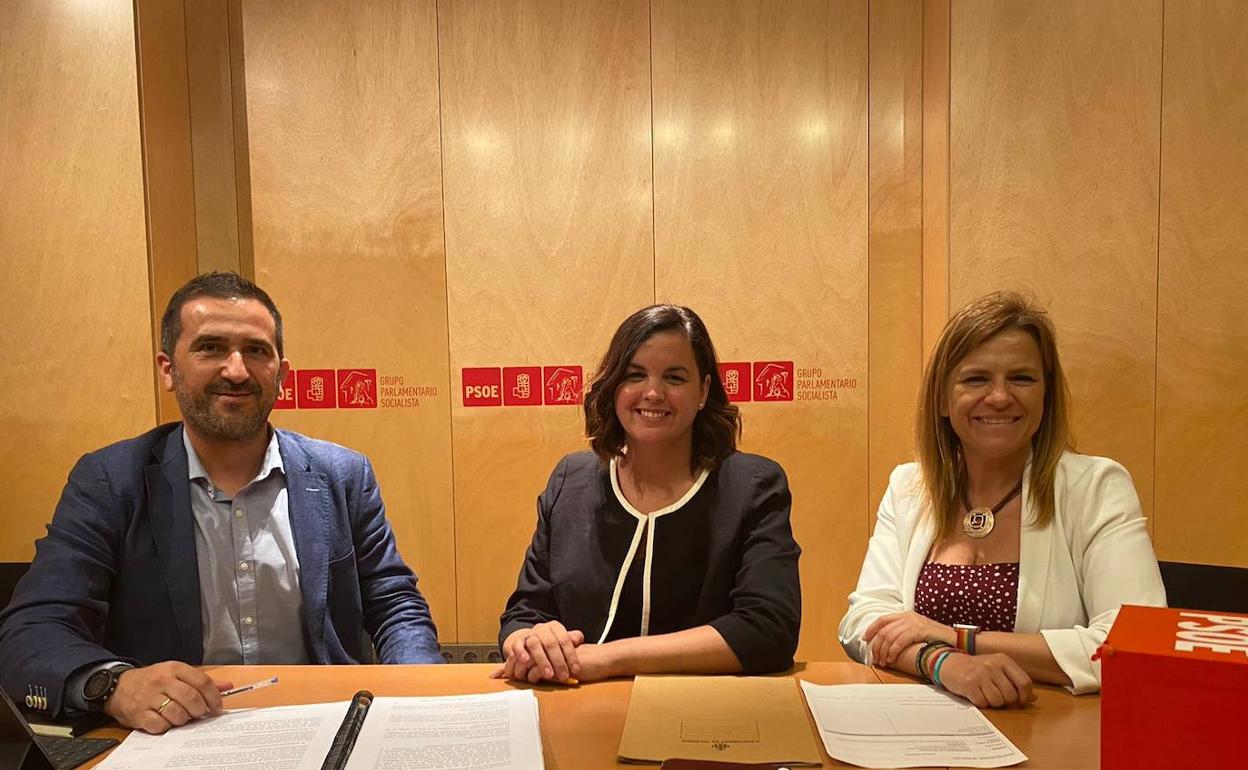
494 622 585 683
936 652 1035 709
863 611 954 668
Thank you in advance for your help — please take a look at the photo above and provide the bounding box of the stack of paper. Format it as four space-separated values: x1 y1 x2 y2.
97 690 545 770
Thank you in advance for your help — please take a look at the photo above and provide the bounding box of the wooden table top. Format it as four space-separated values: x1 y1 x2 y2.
80 662 1099 769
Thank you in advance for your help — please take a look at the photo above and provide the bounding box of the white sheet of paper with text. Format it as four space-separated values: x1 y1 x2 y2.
95 700 346 770
799 682 1027 768
344 691 544 770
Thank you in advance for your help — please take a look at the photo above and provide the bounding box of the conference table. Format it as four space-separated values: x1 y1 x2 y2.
81 662 1099 769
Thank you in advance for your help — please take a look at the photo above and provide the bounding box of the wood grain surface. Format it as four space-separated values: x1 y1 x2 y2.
651 0 870 661
948 0 1163 522
869 0 925 527
133 0 201 423
0 0 156 560
1155 0 1248 567
922 0 951 357
9 0 1245 648
81 663 1098 769
242 0 458 635
438 0 656 641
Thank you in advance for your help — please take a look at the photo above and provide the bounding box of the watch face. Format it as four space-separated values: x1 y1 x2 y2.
83 670 115 702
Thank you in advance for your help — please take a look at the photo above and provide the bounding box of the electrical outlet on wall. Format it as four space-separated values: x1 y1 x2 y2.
438 643 504 664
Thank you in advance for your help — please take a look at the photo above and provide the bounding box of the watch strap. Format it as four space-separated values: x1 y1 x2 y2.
954 623 979 654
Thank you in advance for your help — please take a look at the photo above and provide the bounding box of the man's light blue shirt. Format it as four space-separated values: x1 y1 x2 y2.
183 428 309 665
64 428 310 710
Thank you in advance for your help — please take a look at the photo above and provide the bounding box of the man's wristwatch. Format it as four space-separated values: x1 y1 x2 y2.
82 664 133 712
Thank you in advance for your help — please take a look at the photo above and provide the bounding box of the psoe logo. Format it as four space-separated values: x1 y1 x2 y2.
274 370 296 410
543 366 583 405
753 361 794 402
337 369 377 409
503 366 543 407
718 362 752 403
296 369 337 409
462 367 502 407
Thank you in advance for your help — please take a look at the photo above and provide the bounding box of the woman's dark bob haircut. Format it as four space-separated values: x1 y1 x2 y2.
585 304 741 471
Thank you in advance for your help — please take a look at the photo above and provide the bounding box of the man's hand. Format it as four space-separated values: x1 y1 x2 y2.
862 611 955 667
104 662 232 734
491 622 584 683
938 652 1036 709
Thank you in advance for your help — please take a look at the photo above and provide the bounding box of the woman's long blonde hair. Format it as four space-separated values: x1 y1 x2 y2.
916 291 1072 542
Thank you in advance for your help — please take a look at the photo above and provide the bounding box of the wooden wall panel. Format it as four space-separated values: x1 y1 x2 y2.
1155 0 1248 567
241 0 458 636
440 0 655 641
868 0 924 524
921 0 950 356
135 0 252 423
948 0 1162 518
0 0 155 559
133 0 201 423
185 0 252 275
652 0 869 661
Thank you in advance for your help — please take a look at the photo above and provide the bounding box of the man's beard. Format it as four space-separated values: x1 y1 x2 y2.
173 367 273 442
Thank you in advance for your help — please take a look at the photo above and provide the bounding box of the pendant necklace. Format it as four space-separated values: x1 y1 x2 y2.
961 477 1023 539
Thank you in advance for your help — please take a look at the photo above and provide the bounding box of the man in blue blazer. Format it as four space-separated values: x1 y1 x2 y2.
0 273 441 734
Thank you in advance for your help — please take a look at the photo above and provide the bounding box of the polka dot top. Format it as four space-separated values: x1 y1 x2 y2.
914 562 1020 632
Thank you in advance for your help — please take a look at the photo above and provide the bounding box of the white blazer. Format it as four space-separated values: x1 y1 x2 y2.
839 451 1166 694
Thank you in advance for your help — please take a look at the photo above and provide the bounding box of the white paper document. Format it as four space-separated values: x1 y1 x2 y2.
799 682 1027 769
347 692 544 770
96 689 545 770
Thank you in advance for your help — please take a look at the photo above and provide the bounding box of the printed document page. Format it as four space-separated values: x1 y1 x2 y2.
799 682 1027 768
95 690 544 770
344 690 544 770
96 700 346 769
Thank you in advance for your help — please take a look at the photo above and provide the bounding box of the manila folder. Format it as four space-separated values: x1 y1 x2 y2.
618 676 822 766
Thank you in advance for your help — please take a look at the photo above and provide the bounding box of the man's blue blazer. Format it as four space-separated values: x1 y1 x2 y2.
0 423 441 715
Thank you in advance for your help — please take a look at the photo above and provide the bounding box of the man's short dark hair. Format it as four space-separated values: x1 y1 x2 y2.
160 272 284 357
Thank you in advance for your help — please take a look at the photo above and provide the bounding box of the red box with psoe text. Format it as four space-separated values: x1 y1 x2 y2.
462 367 502 407
274 370 296 410
1096 604 1248 769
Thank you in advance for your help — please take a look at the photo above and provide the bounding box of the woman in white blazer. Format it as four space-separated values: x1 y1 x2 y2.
839 292 1164 707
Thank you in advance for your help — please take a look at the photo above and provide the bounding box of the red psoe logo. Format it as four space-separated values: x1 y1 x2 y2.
543 366 583 405
462 367 502 407
753 361 794 402
718 362 752 403
337 369 377 409
503 366 543 406
274 370 296 410
296 369 337 408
